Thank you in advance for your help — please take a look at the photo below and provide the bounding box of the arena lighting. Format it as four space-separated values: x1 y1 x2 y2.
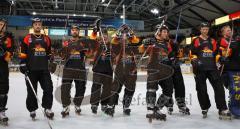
185 36 197 45
87 30 93 36
120 15 124 19
213 11 240 26
79 30 85 37
151 8 159 14
11 0 15 5
32 12 37 15
55 0 59 9
215 15 230 25
229 11 240 20
185 37 192 45
31 12 100 18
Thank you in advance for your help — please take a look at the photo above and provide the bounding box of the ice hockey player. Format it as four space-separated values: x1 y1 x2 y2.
190 22 231 120
218 25 240 88
105 24 140 116
167 34 190 115
60 25 95 118
89 21 113 114
218 25 240 118
0 18 14 125
139 25 174 121
19 18 54 120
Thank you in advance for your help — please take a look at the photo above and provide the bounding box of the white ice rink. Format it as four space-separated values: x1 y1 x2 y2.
3 72 239 129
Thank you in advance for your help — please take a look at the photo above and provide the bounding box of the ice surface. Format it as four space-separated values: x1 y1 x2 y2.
2 72 239 129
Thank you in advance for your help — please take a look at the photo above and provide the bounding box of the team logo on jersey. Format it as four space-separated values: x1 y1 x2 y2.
33 44 46 56
202 47 213 57
70 49 80 55
69 49 81 59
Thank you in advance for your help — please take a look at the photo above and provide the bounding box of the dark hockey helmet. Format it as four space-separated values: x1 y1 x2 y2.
200 22 210 28
32 18 42 25
71 24 80 30
0 18 7 24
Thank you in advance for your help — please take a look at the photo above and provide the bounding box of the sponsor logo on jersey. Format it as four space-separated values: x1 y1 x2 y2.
33 44 46 56
69 49 81 59
202 47 213 57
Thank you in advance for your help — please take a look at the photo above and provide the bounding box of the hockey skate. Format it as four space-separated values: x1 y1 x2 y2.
61 106 70 118
105 106 115 117
202 109 208 119
179 106 190 115
219 110 232 120
75 106 81 115
0 111 8 126
176 98 190 115
101 105 107 113
30 111 36 121
146 107 166 123
44 109 54 120
123 108 131 116
167 107 173 115
91 105 98 114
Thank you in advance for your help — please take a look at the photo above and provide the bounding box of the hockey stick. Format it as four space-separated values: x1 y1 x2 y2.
122 4 126 68
97 19 108 52
174 8 182 44
25 74 53 129
55 14 69 87
171 8 182 65
155 15 168 37
92 19 111 70
220 20 234 76
6 0 14 15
